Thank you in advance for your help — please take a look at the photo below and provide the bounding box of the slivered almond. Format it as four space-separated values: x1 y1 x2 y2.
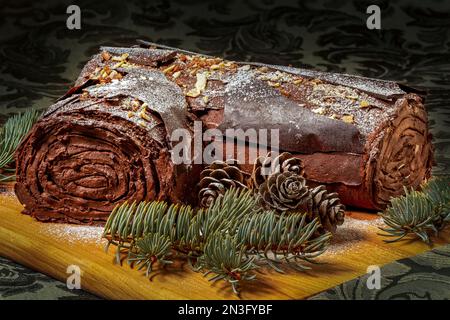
163 65 176 74
360 100 370 108
172 71 181 79
187 72 208 97
312 107 325 115
342 115 354 123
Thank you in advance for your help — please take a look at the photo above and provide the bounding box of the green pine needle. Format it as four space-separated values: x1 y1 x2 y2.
102 188 331 295
421 176 450 222
196 233 258 295
379 177 450 244
128 233 173 277
0 109 41 180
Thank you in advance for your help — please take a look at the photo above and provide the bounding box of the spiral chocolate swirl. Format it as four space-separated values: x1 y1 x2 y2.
366 94 433 208
15 97 177 223
15 56 194 224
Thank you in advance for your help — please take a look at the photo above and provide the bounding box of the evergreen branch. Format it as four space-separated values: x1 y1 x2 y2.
196 233 258 295
378 186 440 244
202 187 259 240
102 188 330 294
235 211 331 270
102 200 198 260
128 233 173 277
421 176 450 223
0 109 41 179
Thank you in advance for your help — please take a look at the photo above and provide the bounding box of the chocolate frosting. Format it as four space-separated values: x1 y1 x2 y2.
14 42 433 223
15 70 194 224
100 46 176 66
85 67 190 141
239 62 409 100
220 69 364 154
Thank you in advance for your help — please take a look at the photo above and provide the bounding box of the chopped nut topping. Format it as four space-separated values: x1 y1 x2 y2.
312 107 326 115
360 100 370 108
131 99 141 111
202 96 209 104
268 81 281 88
112 61 125 69
90 65 120 83
139 109 152 121
108 70 122 80
80 91 90 100
163 64 176 74
178 54 187 62
186 72 208 97
172 71 181 79
112 53 129 62
342 115 354 123
101 51 111 61
186 90 200 98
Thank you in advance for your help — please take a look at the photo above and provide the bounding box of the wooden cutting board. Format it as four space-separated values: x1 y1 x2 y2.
1 188 449 300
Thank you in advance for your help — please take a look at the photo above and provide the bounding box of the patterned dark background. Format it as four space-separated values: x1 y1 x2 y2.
0 0 448 173
0 0 449 299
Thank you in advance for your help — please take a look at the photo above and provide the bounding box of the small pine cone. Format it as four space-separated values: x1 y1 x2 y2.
252 152 304 189
198 160 248 208
302 185 345 233
258 171 309 211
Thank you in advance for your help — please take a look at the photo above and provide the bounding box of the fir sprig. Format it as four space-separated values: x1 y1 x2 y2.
196 233 258 295
421 176 450 223
378 177 450 244
102 188 331 294
0 109 41 181
128 233 173 277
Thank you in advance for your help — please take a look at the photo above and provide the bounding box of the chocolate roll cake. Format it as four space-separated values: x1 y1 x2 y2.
15 47 198 224
15 42 433 223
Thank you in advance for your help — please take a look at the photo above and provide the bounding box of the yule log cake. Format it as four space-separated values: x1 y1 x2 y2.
14 42 433 224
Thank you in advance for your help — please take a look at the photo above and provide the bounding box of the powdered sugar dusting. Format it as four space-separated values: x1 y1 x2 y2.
86 67 189 135
40 224 105 246
35 215 384 257
323 216 384 257
250 67 394 137
240 61 407 99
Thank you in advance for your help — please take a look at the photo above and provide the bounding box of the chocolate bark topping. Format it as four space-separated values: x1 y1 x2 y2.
14 43 434 224
100 46 176 66
240 62 409 100
86 67 190 141
220 69 364 154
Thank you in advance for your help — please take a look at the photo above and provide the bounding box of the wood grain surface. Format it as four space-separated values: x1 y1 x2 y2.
1 190 449 300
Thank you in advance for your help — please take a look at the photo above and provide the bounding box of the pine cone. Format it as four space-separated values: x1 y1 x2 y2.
252 152 304 189
198 160 248 208
258 171 309 211
302 185 345 233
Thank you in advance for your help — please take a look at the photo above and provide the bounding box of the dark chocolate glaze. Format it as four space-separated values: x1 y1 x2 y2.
14 43 433 222
220 69 364 154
